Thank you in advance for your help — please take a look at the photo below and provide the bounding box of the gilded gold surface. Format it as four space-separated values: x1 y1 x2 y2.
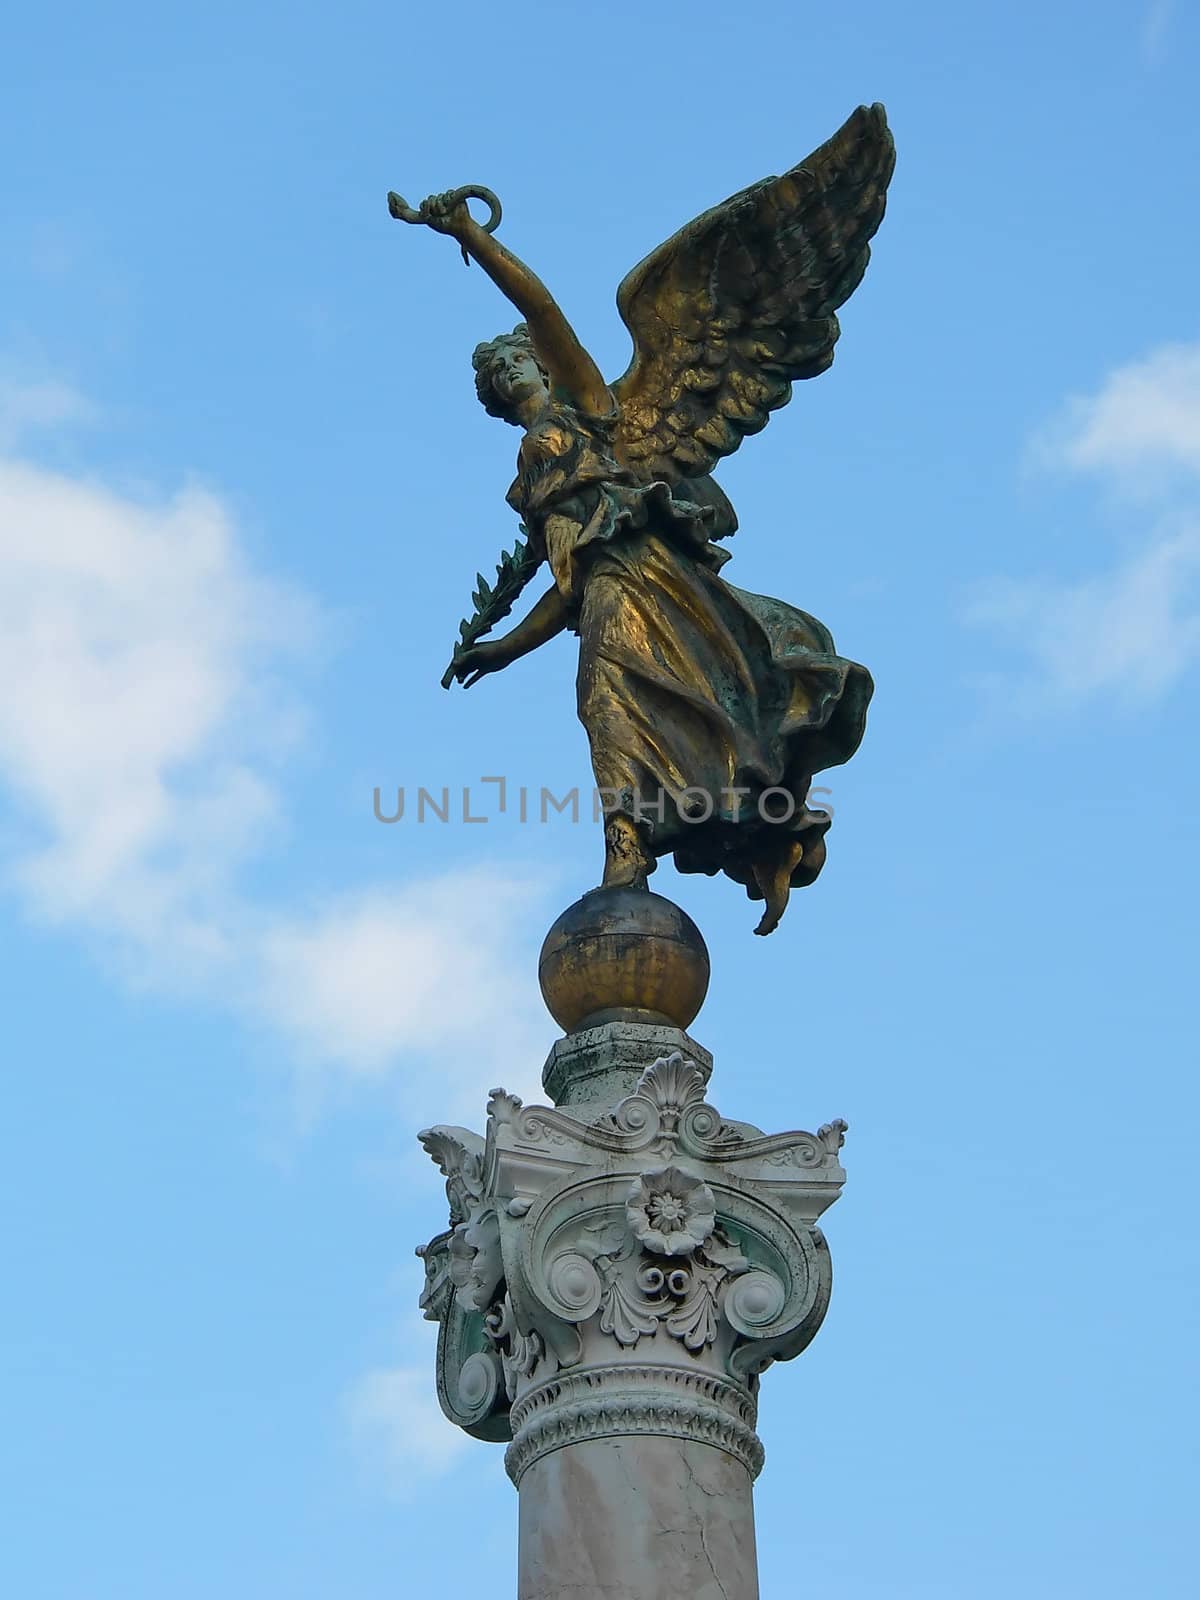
538 888 709 1034
389 105 894 934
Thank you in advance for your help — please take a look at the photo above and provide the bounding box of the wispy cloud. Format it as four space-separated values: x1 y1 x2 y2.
346 1348 476 1491
0 376 93 451
1035 343 1200 489
965 524 1200 709
0 379 551 1106
0 370 554 1498
967 340 1200 709
0 460 308 969
256 874 549 1116
1142 0 1175 67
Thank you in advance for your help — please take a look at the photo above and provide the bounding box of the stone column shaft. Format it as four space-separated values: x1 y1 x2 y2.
518 1436 758 1600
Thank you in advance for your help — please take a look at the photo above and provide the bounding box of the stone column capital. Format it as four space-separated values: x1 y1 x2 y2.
416 1027 847 1485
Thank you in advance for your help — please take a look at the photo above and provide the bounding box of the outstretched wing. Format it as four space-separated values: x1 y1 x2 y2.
611 103 894 486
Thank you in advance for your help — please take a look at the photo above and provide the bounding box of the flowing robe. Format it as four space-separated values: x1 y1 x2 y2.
507 399 873 898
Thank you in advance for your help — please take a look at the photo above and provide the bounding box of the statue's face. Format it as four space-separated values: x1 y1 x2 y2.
494 348 547 409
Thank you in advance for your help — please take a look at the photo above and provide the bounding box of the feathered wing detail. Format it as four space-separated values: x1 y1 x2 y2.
611 103 895 487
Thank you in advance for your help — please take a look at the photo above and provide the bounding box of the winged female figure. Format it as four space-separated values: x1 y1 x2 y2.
390 104 894 935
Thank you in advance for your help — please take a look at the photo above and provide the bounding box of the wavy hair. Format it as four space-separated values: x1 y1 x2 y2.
471 323 548 424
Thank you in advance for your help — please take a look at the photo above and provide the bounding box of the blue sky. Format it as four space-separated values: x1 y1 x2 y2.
2 1 1198 1595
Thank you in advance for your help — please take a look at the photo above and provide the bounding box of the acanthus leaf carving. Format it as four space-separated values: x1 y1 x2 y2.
418 1125 486 1225
588 1223 752 1355
486 1087 524 1128
598 1261 665 1348
663 1262 723 1351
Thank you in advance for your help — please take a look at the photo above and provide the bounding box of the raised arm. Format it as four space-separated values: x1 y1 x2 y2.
400 190 612 416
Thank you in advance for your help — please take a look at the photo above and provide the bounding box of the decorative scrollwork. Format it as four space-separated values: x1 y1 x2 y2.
724 1270 788 1335
544 1250 603 1321
456 1350 503 1421
722 1120 849 1168
417 1039 846 1459
485 1292 549 1403
505 1363 764 1486
587 1222 751 1354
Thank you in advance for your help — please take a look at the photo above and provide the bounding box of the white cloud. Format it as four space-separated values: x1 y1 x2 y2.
0 399 550 1106
0 376 92 451
0 459 309 977
965 525 1200 709
1039 343 1200 488
256 874 549 1115
346 1354 475 1490
970 340 1200 708
0 376 556 1498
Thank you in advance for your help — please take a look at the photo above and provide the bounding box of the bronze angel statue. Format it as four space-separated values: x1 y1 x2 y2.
389 104 894 935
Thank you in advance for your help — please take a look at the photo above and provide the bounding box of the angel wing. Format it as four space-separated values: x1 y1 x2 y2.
611 103 894 488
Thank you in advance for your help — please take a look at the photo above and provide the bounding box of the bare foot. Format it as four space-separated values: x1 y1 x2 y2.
601 814 656 890
752 841 805 936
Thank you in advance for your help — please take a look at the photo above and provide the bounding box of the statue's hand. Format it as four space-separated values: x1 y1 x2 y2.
450 640 507 689
416 190 472 239
389 187 501 266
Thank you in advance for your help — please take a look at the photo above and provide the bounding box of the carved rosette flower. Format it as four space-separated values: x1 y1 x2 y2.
627 1166 716 1257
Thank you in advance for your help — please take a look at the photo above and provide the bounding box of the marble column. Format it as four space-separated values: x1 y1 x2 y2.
517 1435 758 1600
415 1017 846 1600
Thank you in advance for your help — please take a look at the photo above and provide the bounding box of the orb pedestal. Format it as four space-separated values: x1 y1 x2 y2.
538 885 710 1034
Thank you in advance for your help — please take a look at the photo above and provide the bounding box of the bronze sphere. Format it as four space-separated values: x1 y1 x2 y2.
538 886 710 1034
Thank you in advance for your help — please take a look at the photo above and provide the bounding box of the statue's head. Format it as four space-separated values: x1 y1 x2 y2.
472 324 549 424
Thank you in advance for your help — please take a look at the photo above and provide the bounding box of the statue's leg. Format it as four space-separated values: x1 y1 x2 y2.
601 812 657 891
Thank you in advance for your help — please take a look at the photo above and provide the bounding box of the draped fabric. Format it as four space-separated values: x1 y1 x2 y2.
509 400 873 895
